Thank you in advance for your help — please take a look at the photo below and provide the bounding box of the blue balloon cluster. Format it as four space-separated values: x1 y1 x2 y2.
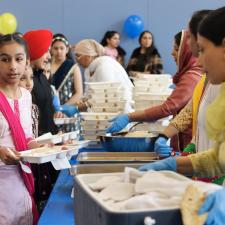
124 15 144 38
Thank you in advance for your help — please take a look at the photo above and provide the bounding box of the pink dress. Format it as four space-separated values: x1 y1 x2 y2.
104 46 118 59
0 88 33 225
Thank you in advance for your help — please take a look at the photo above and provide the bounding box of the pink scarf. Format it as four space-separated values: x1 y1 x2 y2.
173 30 202 84
0 90 38 225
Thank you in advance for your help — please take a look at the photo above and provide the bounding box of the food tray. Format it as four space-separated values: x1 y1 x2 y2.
81 124 108 130
88 101 126 108
91 107 123 113
81 120 109 126
35 131 79 145
87 86 123 94
20 146 79 164
81 135 99 141
81 130 105 136
85 81 122 89
133 74 172 82
89 91 123 98
69 163 143 175
35 133 63 145
76 152 159 164
134 92 171 101
54 117 77 125
80 112 118 120
89 96 122 102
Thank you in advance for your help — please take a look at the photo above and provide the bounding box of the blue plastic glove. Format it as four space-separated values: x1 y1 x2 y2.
198 188 225 225
154 137 172 157
52 95 61 111
139 157 177 171
58 104 78 117
106 114 130 133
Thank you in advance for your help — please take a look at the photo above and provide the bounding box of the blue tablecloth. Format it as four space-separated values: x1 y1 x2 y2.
38 147 105 225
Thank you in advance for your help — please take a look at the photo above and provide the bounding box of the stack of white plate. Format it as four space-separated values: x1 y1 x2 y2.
133 74 173 110
80 112 118 142
86 82 127 113
133 74 173 132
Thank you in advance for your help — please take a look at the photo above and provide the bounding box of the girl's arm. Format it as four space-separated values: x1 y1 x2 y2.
66 65 83 104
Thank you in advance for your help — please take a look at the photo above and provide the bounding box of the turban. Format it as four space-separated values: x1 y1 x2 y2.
23 29 53 61
74 39 105 57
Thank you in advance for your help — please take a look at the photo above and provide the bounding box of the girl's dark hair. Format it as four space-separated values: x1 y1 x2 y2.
101 31 119 46
100 30 126 56
0 33 29 58
51 33 74 61
52 33 69 46
138 30 160 60
189 10 212 38
174 31 182 47
198 6 225 46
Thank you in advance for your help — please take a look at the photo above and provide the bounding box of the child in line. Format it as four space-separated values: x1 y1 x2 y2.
0 34 39 225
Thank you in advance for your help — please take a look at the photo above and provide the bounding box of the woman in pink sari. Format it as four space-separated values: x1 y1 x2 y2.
0 34 39 224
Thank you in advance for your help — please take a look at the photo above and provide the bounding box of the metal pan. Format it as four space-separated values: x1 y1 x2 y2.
69 163 144 175
99 133 157 152
76 152 159 164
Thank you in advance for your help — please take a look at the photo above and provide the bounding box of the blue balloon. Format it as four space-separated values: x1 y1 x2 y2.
124 15 144 38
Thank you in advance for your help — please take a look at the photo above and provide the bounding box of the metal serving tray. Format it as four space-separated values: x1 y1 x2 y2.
76 152 159 164
69 163 144 175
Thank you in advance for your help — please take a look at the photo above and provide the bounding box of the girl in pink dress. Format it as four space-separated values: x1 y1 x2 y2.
100 31 126 67
0 34 39 225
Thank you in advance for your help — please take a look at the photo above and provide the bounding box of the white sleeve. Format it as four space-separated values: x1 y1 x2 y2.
93 63 118 82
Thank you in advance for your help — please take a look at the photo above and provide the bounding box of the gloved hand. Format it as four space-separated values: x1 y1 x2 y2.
58 104 78 117
139 157 177 171
154 136 172 157
106 114 130 133
198 188 225 225
52 95 61 111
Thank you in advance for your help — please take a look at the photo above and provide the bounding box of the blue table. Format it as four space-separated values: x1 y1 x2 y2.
38 169 74 225
38 147 105 225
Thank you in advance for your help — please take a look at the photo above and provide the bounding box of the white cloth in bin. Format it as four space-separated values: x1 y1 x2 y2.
124 167 143 183
88 175 122 191
87 170 221 212
98 182 135 202
124 193 181 210
135 171 192 196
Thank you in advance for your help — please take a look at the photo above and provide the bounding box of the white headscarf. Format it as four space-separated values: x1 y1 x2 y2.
74 39 105 57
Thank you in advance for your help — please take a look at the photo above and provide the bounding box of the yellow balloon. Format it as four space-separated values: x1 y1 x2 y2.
0 16 4 34
0 13 17 35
